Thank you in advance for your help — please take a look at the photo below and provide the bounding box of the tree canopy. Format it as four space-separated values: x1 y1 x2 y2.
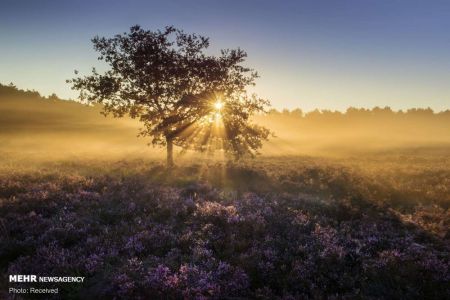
68 25 270 166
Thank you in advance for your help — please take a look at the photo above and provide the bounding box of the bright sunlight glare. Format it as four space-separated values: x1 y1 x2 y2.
214 100 223 110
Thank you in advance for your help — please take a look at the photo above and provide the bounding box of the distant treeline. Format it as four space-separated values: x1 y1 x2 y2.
262 104 450 131
0 82 62 102
261 106 450 138
268 107 450 118
2 82 448 119
257 106 450 153
2 82 450 154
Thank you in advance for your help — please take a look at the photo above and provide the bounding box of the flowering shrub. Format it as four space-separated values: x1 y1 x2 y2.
0 157 449 299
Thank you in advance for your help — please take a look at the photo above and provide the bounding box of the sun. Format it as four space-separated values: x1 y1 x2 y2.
214 100 223 111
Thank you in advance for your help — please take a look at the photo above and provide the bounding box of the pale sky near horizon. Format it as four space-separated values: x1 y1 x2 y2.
1 0 450 111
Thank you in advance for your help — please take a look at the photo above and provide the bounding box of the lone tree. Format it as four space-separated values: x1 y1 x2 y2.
68 25 270 167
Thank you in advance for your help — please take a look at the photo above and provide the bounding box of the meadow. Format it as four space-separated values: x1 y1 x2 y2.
1 151 449 299
0 85 449 299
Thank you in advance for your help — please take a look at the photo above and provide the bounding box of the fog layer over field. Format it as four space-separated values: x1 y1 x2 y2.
1 83 449 162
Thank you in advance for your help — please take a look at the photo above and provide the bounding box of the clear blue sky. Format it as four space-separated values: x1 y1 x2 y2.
1 0 450 111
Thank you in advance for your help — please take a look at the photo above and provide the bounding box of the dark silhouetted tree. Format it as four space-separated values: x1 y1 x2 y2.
68 25 270 167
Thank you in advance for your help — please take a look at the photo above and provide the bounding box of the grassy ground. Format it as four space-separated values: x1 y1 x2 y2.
1 150 449 299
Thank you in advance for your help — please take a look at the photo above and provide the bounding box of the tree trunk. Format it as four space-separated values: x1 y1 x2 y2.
166 137 174 168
